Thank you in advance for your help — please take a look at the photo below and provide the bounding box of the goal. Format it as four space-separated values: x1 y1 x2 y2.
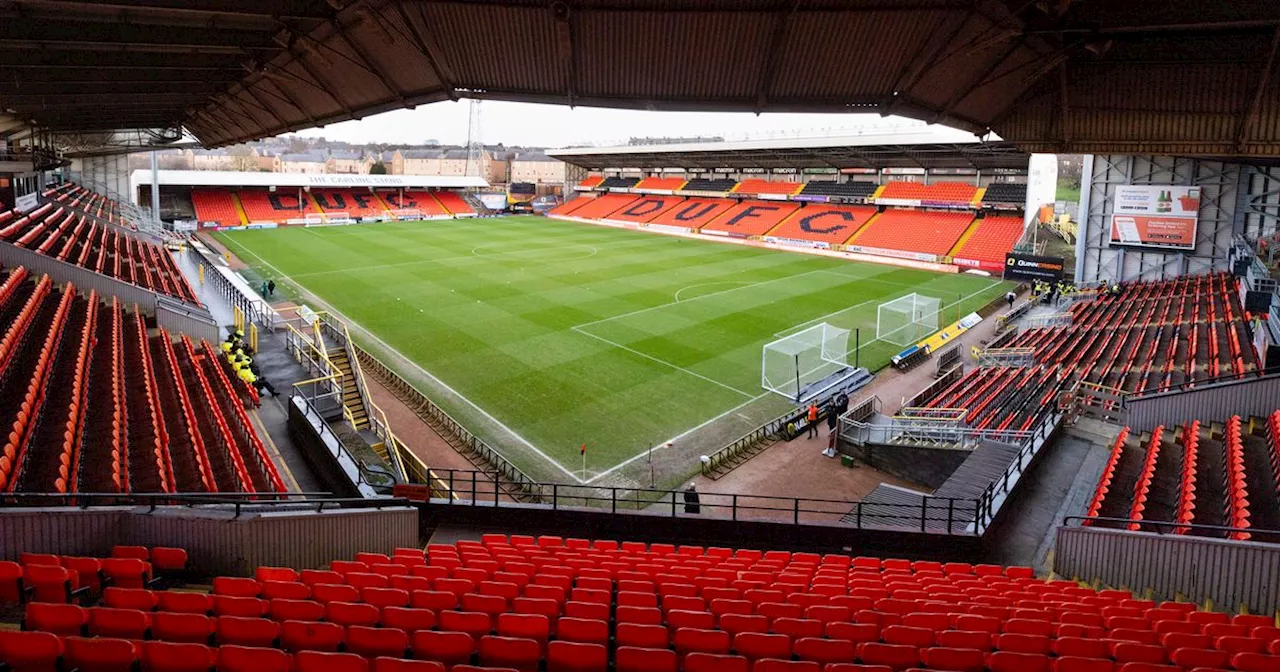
761 323 851 402
303 213 326 226
876 293 941 347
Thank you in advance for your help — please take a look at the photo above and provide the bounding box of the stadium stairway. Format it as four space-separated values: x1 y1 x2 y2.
325 340 372 431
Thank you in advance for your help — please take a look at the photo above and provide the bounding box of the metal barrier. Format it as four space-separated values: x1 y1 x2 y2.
353 346 545 502
1056 517 1280 614
155 295 220 343
187 241 275 329
1022 312 1074 329
993 299 1034 332
903 366 965 409
975 346 1036 367
0 492 401 519
701 406 802 478
398 468 979 532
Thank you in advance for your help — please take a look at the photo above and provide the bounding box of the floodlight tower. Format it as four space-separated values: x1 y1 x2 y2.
465 99 483 177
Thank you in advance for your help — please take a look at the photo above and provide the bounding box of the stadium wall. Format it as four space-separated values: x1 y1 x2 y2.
1056 525 1280 614
1076 155 1240 283
1124 373 1280 433
0 506 418 576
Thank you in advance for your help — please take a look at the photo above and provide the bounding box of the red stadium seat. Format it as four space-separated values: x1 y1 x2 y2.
158 591 214 615
140 641 217 672
282 619 344 652
920 647 986 672
547 640 608 672
347 625 409 659
102 587 158 611
216 616 280 648
373 659 445 672
87 606 151 639
0 630 63 672
152 612 215 643
988 651 1051 672
616 646 677 672
216 645 291 672
24 602 87 636
64 636 139 672
1052 657 1114 672
478 635 541 672
684 653 749 672
295 651 370 672
412 629 476 667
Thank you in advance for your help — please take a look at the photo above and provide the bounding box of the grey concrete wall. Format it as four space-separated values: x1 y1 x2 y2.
841 443 969 489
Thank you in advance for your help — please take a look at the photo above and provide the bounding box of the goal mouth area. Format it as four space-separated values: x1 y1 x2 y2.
761 322 858 404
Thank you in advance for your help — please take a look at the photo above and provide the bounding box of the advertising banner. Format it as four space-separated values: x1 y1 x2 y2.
1003 253 1065 282
1108 185 1199 250
14 192 38 213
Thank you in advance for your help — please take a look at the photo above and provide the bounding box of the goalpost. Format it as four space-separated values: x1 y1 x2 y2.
876 292 942 347
761 323 851 402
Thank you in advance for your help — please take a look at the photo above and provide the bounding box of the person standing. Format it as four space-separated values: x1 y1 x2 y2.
267 279 276 297
1005 290 1016 309
806 403 819 439
826 403 839 435
683 484 701 514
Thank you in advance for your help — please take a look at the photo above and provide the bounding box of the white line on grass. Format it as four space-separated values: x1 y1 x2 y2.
471 243 599 262
584 391 772 484
286 238 649 279
569 325 758 398
216 234 589 484
673 281 753 303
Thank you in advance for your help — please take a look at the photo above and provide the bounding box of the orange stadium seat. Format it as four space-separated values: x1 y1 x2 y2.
633 177 687 191
236 189 317 223
878 180 977 204
700 199 800 237
380 190 450 217
310 189 388 219
846 208 974 256
432 191 475 215
733 179 803 196
764 204 877 245
549 197 592 215
646 197 737 229
950 214 1026 269
576 176 605 189
607 196 684 223
191 189 243 226
568 193 639 220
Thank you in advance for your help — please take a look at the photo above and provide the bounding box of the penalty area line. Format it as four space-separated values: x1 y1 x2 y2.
570 325 758 399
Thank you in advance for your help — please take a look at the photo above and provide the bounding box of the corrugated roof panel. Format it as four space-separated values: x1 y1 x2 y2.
422 3 565 95
770 9 958 101
575 10 773 101
349 9 445 96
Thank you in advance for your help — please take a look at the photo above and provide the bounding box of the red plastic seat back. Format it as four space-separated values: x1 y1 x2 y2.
0 630 63 672
24 602 87 636
140 641 216 672
683 653 748 672
410 629 475 666
371 659 445 672
215 645 291 672
295 651 369 672
547 640 608 672
64 636 139 672
616 646 677 672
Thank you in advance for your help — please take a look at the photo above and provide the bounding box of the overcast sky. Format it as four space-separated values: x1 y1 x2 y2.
289 99 971 148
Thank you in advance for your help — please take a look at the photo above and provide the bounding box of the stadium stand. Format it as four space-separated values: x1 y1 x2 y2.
7 536 1278 672
701 200 801 237
847 209 975 257
766 205 878 245
980 183 1028 207
608 196 685 223
191 189 244 227
879 181 978 205
949 214 1026 268
48 183 132 230
598 177 640 190
733 179 804 196
381 191 451 218
680 178 738 193
237 190 318 223
0 206 200 304
569 194 639 220
548 197 592 216
311 190 388 219
647 198 738 229
0 266 280 494
432 191 476 216
921 275 1261 439
634 177 688 191
576 176 605 189
1085 411 1280 541
798 181 879 200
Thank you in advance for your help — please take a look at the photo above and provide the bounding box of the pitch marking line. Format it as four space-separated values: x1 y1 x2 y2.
673 281 754 303
215 234 589 484
570 325 757 399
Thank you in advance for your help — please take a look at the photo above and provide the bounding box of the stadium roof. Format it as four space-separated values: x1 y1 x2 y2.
129 169 489 190
7 1 1280 157
548 127 1028 171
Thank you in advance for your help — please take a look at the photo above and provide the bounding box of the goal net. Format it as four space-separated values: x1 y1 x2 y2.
876 293 942 347
762 323 851 401
303 213 326 226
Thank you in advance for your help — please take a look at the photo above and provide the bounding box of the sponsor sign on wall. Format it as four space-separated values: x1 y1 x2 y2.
1003 253 1066 282
1108 185 1199 250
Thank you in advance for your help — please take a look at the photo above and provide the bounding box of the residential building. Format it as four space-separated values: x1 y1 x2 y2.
279 152 327 174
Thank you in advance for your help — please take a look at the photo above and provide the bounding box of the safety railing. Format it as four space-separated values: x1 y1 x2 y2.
1023 312 1074 329
1063 515 1277 538
903 365 965 409
318 313 408 483
395 468 981 533
0 491 412 518
700 406 804 478
975 346 1036 367
993 299 1034 333
971 409 1064 533
353 346 545 502
187 243 274 328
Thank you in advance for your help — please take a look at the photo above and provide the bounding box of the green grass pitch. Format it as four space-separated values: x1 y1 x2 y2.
216 216 1011 480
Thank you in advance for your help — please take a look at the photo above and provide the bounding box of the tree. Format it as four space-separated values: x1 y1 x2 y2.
228 145 257 172
370 161 388 175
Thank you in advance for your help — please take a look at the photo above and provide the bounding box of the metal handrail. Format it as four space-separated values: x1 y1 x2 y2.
1125 370 1278 400
701 406 803 477
0 491 413 518
405 468 981 534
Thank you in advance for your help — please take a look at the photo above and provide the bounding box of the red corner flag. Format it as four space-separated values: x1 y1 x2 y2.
580 443 587 455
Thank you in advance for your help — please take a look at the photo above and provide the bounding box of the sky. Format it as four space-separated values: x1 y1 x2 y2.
289 99 970 148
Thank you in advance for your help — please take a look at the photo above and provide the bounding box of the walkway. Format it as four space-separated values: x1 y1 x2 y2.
168 244 324 493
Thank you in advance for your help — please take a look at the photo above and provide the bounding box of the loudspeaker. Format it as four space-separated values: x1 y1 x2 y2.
1244 290 1272 315
1267 345 1280 375
1233 258 1252 276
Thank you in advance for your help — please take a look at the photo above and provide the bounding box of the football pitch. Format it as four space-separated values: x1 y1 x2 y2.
215 217 1011 482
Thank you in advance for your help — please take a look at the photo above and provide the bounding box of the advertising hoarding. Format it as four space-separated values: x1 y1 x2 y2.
1108 185 1199 250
